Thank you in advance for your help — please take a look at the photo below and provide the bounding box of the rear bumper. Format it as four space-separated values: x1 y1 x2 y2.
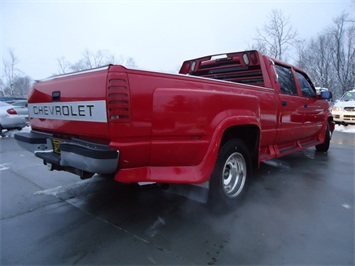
15 131 119 175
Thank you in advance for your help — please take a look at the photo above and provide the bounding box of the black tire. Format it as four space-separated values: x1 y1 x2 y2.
208 139 251 209
316 124 331 152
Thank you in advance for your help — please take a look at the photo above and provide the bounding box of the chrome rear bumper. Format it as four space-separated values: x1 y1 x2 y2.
15 131 119 177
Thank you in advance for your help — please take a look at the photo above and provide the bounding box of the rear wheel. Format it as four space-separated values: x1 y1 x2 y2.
209 139 251 208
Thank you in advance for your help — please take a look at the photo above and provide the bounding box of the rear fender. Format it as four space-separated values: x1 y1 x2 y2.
115 115 261 184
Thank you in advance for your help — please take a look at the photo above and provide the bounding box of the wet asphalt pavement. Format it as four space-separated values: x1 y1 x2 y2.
1 131 354 265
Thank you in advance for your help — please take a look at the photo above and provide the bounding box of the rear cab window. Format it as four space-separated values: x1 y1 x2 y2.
274 64 298 95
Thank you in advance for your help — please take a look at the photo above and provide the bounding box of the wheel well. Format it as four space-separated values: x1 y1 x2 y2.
221 125 260 162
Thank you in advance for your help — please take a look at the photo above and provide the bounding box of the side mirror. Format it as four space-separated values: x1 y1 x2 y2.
320 91 332 100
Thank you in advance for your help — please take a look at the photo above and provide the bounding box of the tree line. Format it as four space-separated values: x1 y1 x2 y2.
1 9 354 99
252 11 354 98
56 49 137 74
0 49 137 99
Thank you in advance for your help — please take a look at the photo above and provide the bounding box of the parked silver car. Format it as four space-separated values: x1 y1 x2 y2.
0 101 28 133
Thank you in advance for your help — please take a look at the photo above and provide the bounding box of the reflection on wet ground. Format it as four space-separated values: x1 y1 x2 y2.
1 131 354 265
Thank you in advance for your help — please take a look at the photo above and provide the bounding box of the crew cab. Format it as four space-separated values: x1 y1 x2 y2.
15 50 334 206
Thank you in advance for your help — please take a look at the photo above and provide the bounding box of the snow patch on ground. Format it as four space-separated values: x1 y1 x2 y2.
0 125 31 138
0 163 11 171
335 125 355 133
34 178 94 197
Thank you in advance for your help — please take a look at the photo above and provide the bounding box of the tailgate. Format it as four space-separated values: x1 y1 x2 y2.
28 67 110 139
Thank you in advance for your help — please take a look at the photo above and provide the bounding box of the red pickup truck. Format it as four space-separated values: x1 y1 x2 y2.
15 50 334 205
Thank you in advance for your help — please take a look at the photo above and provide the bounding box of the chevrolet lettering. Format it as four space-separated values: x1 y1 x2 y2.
28 101 107 122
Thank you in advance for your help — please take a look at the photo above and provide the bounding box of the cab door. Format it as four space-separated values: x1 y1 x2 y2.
294 71 324 135
274 64 321 144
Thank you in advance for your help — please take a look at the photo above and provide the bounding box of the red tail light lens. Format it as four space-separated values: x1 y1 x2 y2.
250 52 258 64
7 108 18 115
107 72 131 122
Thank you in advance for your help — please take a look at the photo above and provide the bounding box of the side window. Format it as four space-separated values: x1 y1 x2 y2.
275 65 298 95
296 72 316 98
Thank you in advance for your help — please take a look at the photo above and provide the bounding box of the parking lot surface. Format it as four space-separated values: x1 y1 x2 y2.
1 131 354 265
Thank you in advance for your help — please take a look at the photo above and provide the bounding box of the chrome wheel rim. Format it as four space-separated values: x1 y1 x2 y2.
222 152 246 198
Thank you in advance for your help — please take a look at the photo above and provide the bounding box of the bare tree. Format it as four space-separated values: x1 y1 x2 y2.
0 79 5 97
123 57 137 69
253 9 298 60
329 13 355 95
297 13 355 98
2 49 20 95
297 34 336 90
57 49 137 74
57 56 71 74
1 49 31 97
12 76 32 97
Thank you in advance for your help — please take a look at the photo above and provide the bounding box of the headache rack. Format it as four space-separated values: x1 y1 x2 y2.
179 50 265 87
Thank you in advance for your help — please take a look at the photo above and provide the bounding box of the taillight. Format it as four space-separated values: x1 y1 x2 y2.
107 72 131 122
179 61 191 74
250 52 258 65
7 108 17 115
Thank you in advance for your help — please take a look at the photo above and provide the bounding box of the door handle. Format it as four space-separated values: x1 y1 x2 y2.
282 101 287 106
304 103 308 108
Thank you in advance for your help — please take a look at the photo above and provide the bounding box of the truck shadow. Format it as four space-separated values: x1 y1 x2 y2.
55 147 330 221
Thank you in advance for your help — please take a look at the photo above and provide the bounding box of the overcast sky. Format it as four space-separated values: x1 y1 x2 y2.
1 0 353 80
